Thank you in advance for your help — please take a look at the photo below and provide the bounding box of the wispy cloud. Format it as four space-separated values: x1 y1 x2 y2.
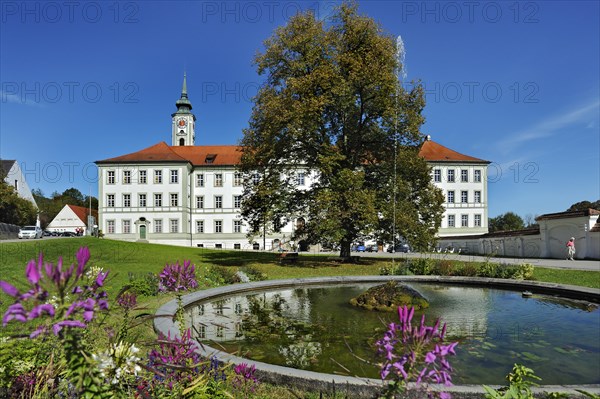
0 91 44 107
498 100 600 153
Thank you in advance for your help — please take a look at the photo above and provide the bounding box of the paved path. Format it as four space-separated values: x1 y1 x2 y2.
312 251 600 271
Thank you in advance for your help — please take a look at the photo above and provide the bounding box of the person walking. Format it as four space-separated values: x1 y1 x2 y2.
566 237 576 260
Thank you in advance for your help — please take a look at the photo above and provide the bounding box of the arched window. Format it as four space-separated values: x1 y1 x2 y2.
179 138 185 146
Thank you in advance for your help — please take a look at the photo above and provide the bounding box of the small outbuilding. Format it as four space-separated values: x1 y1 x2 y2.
46 204 98 235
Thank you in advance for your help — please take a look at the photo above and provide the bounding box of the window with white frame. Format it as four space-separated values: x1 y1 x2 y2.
123 194 131 207
139 170 147 184
234 172 243 186
474 190 481 203
234 220 242 233
154 193 162 207
170 193 178 207
447 169 455 182
122 220 131 234
252 173 260 184
214 173 223 187
448 215 455 227
170 219 178 233
296 172 305 186
154 170 162 184
474 214 482 227
474 170 482 182
216 326 224 338
107 220 115 234
107 170 115 184
107 194 115 207
447 191 455 204
461 214 469 227
196 196 204 209
214 220 222 233
461 169 468 182
154 219 162 233
433 169 441 183
215 196 223 209
196 220 204 233
196 173 204 187
234 195 242 208
461 191 468 203
170 170 178 184
123 170 131 184
139 194 147 207
197 325 206 339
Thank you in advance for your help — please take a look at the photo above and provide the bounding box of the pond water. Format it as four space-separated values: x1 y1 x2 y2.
184 283 600 384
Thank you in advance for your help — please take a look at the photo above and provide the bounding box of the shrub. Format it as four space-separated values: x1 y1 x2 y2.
128 272 159 296
458 262 479 277
514 263 535 280
408 258 435 275
434 260 454 276
477 261 499 278
240 265 268 281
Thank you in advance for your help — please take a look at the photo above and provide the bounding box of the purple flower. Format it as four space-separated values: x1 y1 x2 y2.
376 306 458 398
158 260 199 293
117 292 137 311
0 247 110 338
0 281 19 298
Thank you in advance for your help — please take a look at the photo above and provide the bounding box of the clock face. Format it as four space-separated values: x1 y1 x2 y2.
177 118 187 128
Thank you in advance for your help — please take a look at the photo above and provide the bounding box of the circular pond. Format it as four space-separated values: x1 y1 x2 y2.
155 276 600 395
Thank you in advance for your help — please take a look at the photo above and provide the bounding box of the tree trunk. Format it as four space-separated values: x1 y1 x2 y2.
339 240 351 258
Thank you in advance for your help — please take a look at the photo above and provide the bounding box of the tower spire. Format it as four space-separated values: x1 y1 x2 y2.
172 73 196 146
181 72 188 97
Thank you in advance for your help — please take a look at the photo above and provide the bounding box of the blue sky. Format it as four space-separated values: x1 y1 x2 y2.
1 0 598 219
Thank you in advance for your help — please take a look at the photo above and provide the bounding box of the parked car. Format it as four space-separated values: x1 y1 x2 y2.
353 243 366 252
366 244 379 253
42 230 53 237
18 226 43 239
60 231 77 237
387 243 411 253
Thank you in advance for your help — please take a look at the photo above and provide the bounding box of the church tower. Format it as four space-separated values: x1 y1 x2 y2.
171 73 196 146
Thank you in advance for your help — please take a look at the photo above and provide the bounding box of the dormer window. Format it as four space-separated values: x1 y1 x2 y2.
205 154 217 164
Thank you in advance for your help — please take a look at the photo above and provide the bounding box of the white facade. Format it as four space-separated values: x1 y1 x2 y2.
430 162 489 236
47 204 96 234
1 160 38 208
96 81 489 249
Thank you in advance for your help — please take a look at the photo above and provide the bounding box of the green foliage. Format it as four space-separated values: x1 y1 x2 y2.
567 200 600 212
0 337 54 389
0 180 37 225
239 2 444 257
477 261 499 277
241 265 268 281
513 263 535 280
483 363 541 399
489 212 526 233
408 258 435 275
127 272 159 296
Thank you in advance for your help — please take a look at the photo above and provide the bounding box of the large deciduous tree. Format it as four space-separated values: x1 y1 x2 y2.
239 3 444 257
488 212 526 233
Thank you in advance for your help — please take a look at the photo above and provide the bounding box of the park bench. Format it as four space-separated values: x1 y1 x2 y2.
278 252 299 264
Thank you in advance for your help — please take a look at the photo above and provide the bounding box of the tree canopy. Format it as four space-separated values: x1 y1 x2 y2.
0 180 37 226
488 212 526 233
567 200 600 212
239 3 444 257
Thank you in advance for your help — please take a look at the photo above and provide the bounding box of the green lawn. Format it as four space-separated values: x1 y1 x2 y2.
1 238 598 297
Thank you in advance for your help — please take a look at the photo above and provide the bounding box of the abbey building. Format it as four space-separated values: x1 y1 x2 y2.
96 77 490 249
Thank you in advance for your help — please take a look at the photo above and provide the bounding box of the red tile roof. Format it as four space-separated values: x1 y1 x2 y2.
97 139 486 167
536 208 600 221
96 142 242 166
419 139 489 163
67 204 98 224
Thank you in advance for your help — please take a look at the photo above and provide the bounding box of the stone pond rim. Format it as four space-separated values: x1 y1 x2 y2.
154 276 600 399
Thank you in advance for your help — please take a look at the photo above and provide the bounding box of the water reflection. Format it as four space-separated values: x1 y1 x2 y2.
184 283 600 384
